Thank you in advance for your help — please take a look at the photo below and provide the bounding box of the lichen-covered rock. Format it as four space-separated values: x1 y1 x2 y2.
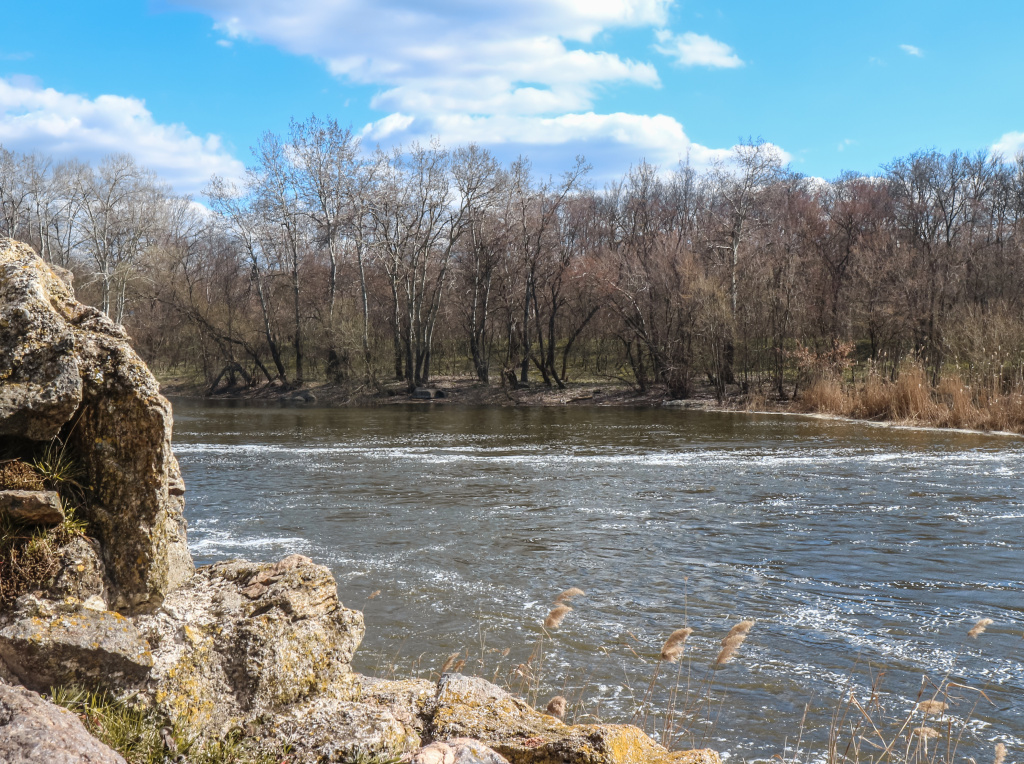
0 238 193 613
429 674 720 764
47 536 109 605
0 683 128 764
357 675 436 733
252 697 421 763
0 249 82 442
413 738 511 764
0 489 64 525
0 598 152 693
134 555 365 738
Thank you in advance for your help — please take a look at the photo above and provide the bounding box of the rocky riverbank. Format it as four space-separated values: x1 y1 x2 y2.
1 237 719 762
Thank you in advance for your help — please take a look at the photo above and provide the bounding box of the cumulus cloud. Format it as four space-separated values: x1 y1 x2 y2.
993 131 1024 158
654 30 744 68
899 44 923 57
0 76 245 194
171 0 760 177
177 0 667 118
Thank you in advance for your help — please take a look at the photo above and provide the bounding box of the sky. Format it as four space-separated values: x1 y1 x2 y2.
2 1 1023 195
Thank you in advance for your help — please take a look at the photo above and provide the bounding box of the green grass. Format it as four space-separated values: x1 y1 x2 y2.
48 687 287 764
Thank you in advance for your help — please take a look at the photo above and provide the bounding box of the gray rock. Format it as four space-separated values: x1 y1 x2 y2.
134 555 365 738
412 739 511 764
0 603 153 693
0 682 127 764
0 252 83 442
253 697 421 763
0 239 193 613
48 536 109 605
0 490 64 525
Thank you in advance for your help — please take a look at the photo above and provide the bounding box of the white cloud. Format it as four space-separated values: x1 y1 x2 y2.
993 131 1024 158
0 77 245 194
838 138 856 152
654 30 744 68
177 0 668 118
899 44 923 57
215 39 233 48
172 0 774 178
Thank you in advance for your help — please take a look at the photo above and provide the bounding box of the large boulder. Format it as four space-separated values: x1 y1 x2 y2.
428 674 720 764
0 238 192 613
0 597 153 694
134 555 365 738
0 683 127 764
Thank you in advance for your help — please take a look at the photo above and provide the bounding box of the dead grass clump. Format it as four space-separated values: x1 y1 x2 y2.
0 459 45 491
0 509 85 609
934 374 981 430
856 372 892 419
890 364 937 421
799 377 853 416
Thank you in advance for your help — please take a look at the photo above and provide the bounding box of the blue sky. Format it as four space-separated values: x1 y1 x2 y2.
2 1 1022 194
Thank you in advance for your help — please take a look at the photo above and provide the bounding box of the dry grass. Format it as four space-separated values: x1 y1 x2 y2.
0 459 46 490
799 362 1024 434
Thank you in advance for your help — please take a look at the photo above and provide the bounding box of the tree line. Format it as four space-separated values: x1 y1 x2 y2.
4 118 1024 400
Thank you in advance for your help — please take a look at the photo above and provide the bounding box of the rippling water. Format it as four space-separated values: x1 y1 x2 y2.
170 401 1024 760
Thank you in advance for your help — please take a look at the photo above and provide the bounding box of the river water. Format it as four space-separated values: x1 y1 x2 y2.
170 401 1023 761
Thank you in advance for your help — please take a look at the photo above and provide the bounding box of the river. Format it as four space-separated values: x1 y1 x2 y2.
170 401 1024 761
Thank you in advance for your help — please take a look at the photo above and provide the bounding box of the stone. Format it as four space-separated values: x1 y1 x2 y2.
357 675 436 733
134 555 365 738
0 683 127 764
0 251 83 442
0 238 193 613
0 602 153 693
0 490 64 525
412 738 511 764
251 697 421 763
428 674 721 764
47 536 109 605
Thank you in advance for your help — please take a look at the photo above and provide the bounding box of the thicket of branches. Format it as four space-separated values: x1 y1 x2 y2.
4 118 1024 400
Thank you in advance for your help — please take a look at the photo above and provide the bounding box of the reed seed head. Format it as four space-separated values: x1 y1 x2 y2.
968 618 994 638
994 742 1006 764
440 652 460 673
555 587 586 604
545 604 572 629
660 627 694 662
721 620 755 644
714 620 754 666
367 589 381 600
545 695 567 719
917 700 948 716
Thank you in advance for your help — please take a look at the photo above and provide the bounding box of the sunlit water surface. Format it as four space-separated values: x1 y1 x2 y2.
170 401 1024 760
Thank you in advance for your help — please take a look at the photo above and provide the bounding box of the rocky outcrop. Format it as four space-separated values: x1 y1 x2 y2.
428 674 720 764
0 238 192 613
0 597 152 694
134 555 365 738
0 683 127 764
